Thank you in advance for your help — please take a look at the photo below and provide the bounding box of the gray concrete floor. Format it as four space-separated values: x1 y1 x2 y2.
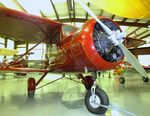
0 70 150 116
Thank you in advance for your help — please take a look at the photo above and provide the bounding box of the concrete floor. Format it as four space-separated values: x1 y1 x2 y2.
0 70 150 116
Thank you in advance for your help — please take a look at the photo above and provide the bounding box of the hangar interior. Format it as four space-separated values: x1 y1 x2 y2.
0 0 150 116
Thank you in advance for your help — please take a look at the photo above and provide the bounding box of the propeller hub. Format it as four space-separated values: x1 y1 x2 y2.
108 31 126 46
93 19 124 62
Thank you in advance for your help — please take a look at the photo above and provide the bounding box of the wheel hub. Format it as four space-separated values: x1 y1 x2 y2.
89 95 101 108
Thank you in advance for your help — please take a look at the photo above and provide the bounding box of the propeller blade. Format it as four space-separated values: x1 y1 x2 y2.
77 0 148 78
76 0 112 36
119 43 148 77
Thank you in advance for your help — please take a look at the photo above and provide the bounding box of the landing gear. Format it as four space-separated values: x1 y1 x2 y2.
142 77 149 82
84 72 109 115
119 77 125 84
83 76 94 90
85 86 109 115
78 74 94 90
27 78 36 98
27 72 63 98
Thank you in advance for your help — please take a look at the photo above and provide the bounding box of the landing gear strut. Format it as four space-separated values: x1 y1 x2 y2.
27 72 65 98
84 72 109 115
27 72 48 98
78 74 94 90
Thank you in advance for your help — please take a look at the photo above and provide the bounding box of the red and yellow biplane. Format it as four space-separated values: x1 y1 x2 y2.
0 0 149 115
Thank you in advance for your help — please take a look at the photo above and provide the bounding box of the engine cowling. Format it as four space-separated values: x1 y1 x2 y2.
71 17 124 71
51 17 124 72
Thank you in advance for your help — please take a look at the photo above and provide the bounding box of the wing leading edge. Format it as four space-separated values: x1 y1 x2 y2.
0 7 63 43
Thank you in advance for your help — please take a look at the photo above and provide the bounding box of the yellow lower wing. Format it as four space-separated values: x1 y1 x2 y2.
0 48 18 56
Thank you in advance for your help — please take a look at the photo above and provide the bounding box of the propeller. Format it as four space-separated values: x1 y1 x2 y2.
77 0 149 78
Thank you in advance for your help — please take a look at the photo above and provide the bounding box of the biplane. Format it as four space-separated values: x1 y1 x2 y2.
0 48 29 76
0 0 149 115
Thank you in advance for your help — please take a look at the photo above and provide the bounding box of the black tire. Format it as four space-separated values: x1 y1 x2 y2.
119 77 125 84
15 73 20 75
21 73 27 76
15 73 27 76
142 77 149 82
85 86 109 115
97 72 101 77
28 90 35 98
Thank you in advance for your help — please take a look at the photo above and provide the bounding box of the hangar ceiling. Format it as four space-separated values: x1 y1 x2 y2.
0 0 150 48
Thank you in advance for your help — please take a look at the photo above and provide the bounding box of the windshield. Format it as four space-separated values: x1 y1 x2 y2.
62 25 78 36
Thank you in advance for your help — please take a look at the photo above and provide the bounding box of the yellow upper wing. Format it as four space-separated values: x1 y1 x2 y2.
90 0 150 18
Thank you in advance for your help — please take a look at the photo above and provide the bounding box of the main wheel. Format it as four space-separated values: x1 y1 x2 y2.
27 78 36 98
85 86 109 115
142 77 149 82
119 77 125 84
82 76 94 90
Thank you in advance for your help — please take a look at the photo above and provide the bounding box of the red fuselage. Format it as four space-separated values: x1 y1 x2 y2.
0 7 123 73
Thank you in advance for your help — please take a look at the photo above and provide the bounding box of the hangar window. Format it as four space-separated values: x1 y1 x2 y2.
0 37 4 61
0 37 4 44
28 44 46 60
6 39 14 60
7 39 14 49
17 44 26 55
138 55 150 67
